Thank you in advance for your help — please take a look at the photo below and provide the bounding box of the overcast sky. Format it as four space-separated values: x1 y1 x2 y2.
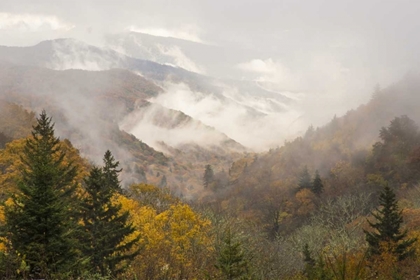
0 0 418 49
1 0 419 128
1 0 418 73
1 1 418 78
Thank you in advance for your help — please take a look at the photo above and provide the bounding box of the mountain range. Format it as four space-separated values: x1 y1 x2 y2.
0 36 304 149
1 33 418 199
0 35 271 197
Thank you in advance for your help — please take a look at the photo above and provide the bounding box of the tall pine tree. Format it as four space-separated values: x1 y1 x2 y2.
364 184 416 261
102 150 123 194
203 164 214 189
80 150 140 276
311 170 324 196
4 111 79 278
215 228 249 280
298 166 312 191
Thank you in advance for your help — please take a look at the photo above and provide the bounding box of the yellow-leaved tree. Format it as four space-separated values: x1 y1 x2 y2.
117 184 214 279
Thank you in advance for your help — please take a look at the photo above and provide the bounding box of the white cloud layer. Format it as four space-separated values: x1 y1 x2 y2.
0 0 418 151
147 83 305 151
237 58 302 91
156 44 206 74
235 54 376 131
47 39 126 71
0 13 74 32
126 26 204 44
120 103 230 150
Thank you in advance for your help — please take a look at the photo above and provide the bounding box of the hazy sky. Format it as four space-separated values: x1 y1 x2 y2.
1 0 419 138
1 0 418 76
0 0 418 50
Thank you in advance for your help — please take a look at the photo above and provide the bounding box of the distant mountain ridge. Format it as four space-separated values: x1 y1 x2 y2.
0 59 247 197
0 38 300 150
107 32 208 73
0 38 197 81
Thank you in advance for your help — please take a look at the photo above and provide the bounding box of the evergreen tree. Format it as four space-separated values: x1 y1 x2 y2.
364 184 416 261
304 125 315 140
80 151 140 276
302 244 333 280
4 111 79 278
216 229 249 280
311 170 324 195
371 116 420 186
298 166 312 190
203 164 214 188
302 243 315 269
159 175 167 188
102 150 123 194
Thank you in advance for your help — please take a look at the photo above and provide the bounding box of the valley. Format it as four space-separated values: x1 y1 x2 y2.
1 4 420 277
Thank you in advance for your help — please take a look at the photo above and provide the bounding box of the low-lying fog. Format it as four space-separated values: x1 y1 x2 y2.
1 0 419 152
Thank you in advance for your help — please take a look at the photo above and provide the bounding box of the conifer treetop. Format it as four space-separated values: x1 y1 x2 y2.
364 184 416 261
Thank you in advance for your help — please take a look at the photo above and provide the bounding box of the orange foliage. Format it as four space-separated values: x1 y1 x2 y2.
402 208 420 230
367 242 400 279
324 249 368 280
295 188 316 216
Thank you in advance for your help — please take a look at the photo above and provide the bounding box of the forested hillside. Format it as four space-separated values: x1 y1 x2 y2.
1 70 420 279
4 0 420 278
0 111 216 278
0 61 245 197
193 74 420 278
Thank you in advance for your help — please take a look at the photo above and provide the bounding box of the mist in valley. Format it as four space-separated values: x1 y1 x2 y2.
3 1 420 279
0 1 419 154
0 0 419 196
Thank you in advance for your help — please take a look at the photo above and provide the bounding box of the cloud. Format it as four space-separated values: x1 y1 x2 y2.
46 39 126 71
0 0 418 152
146 83 305 151
104 32 208 74
126 25 205 44
237 55 360 96
235 54 376 132
237 58 303 92
156 44 206 74
237 58 278 74
0 13 75 32
119 102 230 151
